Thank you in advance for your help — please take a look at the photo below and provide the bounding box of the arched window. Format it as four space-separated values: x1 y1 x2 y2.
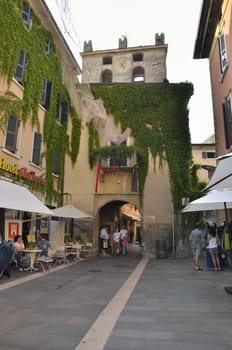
101 69 112 83
132 66 145 83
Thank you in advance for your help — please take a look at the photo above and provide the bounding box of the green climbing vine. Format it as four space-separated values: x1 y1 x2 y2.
0 0 81 204
90 83 194 210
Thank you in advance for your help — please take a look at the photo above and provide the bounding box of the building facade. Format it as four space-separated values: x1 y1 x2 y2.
0 1 194 257
0 0 82 242
192 135 216 183
79 36 193 256
194 0 232 157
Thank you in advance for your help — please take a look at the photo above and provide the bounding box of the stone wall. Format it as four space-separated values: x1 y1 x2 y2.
142 222 173 257
81 46 167 84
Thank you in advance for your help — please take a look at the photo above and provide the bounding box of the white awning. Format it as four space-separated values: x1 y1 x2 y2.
182 189 232 212
0 180 54 216
204 153 232 191
52 205 93 219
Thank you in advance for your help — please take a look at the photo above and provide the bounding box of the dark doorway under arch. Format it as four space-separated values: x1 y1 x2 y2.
98 200 141 254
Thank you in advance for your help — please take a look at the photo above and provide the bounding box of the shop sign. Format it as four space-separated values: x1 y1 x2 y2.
0 156 44 185
5 220 22 240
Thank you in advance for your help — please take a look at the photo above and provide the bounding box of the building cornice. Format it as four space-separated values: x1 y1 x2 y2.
81 44 168 57
193 0 223 59
29 0 82 74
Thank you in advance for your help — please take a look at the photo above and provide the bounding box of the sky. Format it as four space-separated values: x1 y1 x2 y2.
46 0 214 143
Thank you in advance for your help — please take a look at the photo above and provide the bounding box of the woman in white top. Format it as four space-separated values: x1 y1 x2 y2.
207 227 221 271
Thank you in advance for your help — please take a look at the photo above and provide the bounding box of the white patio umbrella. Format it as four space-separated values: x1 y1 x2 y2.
52 205 93 219
204 152 232 191
182 188 232 222
52 205 94 241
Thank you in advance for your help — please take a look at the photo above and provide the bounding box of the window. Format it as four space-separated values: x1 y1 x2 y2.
40 78 52 109
222 97 232 149
132 66 145 82
101 70 112 83
133 53 143 62
103 56 112 65
32 132 42 166
109 140 127 167
60 102 69 125
218 31 228 74
45 39 51 55
57 94 69 125
53 148 60 175
5 116 20 153
14 50 27 84
22 2 31 28
202 151 216 159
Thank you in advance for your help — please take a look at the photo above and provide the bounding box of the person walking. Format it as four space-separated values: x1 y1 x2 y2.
120 224 128 255
189 222 203 271
113 227 121 255
207 226 222 271
99 225 109 256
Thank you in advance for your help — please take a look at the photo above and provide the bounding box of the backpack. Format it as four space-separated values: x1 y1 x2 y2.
222 231 232 251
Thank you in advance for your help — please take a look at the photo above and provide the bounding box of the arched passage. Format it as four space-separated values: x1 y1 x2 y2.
132 66 145 82
97 200 142 254
101 69 112 83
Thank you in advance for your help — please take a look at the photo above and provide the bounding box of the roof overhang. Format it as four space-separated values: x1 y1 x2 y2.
29 0 81 75
193 0 223 59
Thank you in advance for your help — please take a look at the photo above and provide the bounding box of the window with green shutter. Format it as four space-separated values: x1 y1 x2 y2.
223 97 232 149
15 50 27 84
5 116 20 153
32 132 42 166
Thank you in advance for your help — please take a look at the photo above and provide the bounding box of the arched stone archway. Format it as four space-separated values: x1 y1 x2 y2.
94 199 142 255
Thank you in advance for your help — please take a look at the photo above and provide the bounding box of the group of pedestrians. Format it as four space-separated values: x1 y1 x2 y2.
99 224 129 256
189 221 223 271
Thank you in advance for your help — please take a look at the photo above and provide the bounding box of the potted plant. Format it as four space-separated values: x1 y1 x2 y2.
64 233 73 245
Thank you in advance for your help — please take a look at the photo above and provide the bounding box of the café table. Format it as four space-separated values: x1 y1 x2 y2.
23 249 42 272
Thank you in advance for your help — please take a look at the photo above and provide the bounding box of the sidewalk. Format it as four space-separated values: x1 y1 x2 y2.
0 246 232 349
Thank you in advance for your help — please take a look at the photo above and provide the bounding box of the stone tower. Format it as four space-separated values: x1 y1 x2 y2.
81 34 167 84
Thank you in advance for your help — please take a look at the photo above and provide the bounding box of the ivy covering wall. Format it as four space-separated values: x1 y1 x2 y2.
0 0 81 205
90 83 194 211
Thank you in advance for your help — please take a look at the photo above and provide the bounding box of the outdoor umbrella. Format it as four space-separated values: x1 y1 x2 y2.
204 152 232 191
182 188 232 222
52 205 93 219
52 205 94 241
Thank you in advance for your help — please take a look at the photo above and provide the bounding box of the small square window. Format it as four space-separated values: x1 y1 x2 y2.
103 56 112 65
133 53 143 62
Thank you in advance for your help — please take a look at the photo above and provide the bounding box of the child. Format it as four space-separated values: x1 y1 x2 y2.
121 237 128 256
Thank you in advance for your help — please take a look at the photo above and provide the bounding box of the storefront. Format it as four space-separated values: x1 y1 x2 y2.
0 179 53 243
